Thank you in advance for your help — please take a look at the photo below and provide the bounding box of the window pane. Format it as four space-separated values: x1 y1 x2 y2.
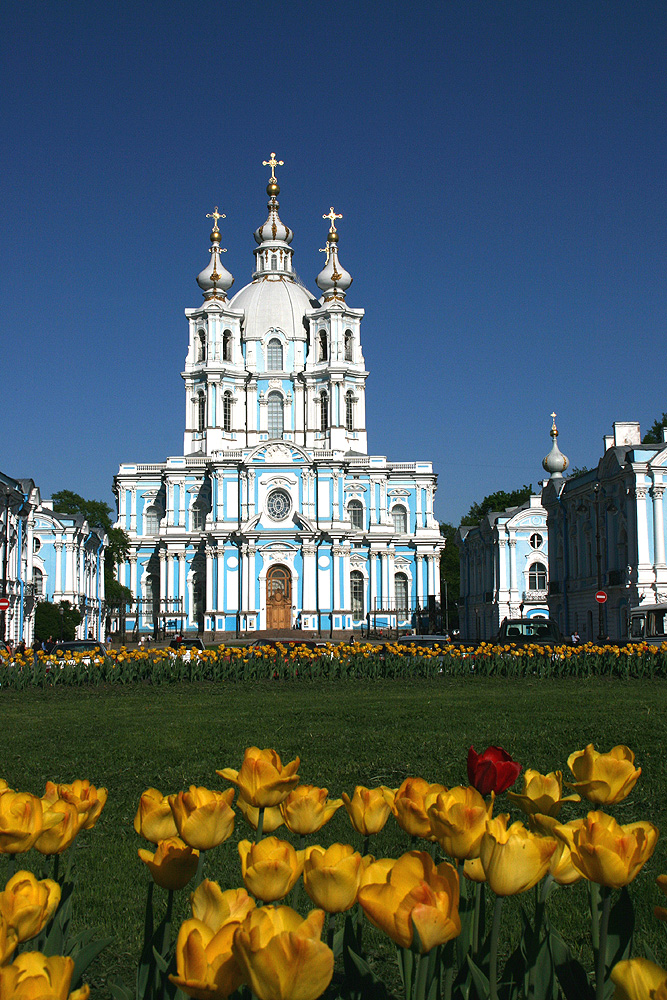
268 392 284 438
223 393 232 432
320 393 329 431
346 392 353 431
395 573 408 612
349 500 363 529
351 571 364 617
267 339 283 371
392 506 407 533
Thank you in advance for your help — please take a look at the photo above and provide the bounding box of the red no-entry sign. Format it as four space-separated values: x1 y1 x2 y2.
0 598 9 610
595 591 608 604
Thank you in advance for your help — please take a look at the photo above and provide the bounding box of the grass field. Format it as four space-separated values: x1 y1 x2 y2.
3 675 667 995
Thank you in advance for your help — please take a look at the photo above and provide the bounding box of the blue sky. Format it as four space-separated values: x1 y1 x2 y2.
2 1 666 524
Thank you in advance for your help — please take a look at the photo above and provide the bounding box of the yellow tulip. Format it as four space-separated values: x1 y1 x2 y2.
507 769 580 817
217 747 300 808
169 787 235 851
280 785 342 835
553 811 658 889
303 843 364 913
566 744 641 805
45 780 108 830
0 871 61 944
359 857 395 889
480 814 556 895
138 838 199 890
530 814 584 886
427 786 493 861
238 837 304 903
0 912 18 964
191 882 255 932
232 905 333 1000
655 874 667 922
358 850 461 953
463 857 486 883
392 777 447 840
0 791 57 853
236 796 284 834
341 786 395 836
0 952 90 1000
134 789 178 843
610 957 667 999
34 800 80 855
170 919 244 999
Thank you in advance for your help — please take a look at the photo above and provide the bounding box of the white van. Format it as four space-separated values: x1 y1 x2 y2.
628 603 667 645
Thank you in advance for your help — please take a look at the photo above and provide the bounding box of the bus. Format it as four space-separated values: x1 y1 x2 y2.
628 603 667 645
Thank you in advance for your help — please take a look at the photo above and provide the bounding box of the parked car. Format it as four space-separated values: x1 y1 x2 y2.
50 640 105 666
491 618 563 646
168 638 205 661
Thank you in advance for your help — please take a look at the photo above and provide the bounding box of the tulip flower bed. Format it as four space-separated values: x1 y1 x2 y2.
2 677 667 1000
3 639 667 689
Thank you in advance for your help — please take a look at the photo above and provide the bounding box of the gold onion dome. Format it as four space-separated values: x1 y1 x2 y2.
197 206 234 299
542 413 569 479
255 152 292 245
316 206 352 297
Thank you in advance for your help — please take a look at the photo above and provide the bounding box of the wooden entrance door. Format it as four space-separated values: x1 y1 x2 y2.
266 565 292 630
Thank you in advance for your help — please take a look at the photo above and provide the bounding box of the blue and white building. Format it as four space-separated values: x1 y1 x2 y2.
0 472 106 643
113 158 444 636
542 417 667 641
455 495 550 642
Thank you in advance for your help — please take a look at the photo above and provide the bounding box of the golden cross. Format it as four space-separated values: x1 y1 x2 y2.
323 207 343 231
319 245 331 262
206 207 226 229
551 411 557 425
262 152 284 181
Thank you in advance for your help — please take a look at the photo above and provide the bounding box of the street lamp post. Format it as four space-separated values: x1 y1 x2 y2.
594 484 605 641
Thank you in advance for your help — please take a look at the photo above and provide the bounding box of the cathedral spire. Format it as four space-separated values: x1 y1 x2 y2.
542 412 569 479
254 151 293 248
196 207 234 300
316 206 352 300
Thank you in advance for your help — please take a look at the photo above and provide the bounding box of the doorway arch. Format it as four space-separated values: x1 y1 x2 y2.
266 564 292 630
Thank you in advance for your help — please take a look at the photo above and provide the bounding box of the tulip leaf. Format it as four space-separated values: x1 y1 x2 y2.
549 929 594 1000
108 977 134 1000
466 954 490 999
71 935 113 989
152 945 169 973
605 887 634 971
341 915 389 1000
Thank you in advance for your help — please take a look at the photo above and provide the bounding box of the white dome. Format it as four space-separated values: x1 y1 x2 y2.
229 277 319 341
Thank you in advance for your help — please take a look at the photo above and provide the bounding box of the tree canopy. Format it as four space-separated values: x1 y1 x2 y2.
51 490 131 605
643 412 667 444
35 600 81 642
460 485 533 527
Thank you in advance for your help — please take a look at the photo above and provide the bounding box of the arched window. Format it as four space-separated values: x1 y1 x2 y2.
348 499 364 529
267 338 283 371
33 567 43 595
223 391 232 432
528 562 547 590
197 393 206 432
345 391 354 432
320 391 329 432
392 505 408 534
395 573 408 614
191 506 205 531
267 392 284 438
223 330 232 361
271 255 277 271
197 330 206 362
350 570 364 619
144 507 159 535
344 330 353 361
318 330 328 361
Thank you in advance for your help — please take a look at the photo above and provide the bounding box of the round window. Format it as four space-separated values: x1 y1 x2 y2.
267 489 291 521
529 533 543 549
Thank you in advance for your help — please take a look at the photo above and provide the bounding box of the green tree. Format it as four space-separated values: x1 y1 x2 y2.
439 522 460 631
34 600 82 642
642 412 667 444
51 490 132 605
460 485 533 526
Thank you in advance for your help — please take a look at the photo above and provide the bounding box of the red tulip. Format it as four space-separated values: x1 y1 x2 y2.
467 746 521 796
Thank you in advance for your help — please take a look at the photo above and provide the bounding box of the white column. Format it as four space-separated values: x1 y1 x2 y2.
343 546 351 612
65 542 74 593
206 545 214 611
380 550 388 606
302 544 317 612
427 554 436 597
369 551 378 611
247 544 256 612
179 482 186 528
159 550 167 605
651 485 666 568
178 553 186 615
369 481 377 526
635 487 652 571
332 545 343 611
508 539 517 593
216 549 225 611
415 554 424 604
130 488 137 531
415 484 423 529
129 554 137 598
387 547 396 606
241 544 249 610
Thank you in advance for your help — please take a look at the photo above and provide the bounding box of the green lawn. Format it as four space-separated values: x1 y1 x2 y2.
3 676 667 994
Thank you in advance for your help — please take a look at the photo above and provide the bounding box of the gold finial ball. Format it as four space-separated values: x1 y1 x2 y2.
267 180 280 197
328 229 339 243
210 228 220 243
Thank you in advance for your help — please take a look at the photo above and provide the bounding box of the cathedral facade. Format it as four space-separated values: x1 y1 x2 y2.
113 157 444 636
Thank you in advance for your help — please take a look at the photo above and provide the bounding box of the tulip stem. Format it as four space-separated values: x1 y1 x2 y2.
595 886 612 1000
53 853 60 884
362 834 370 857
256 807 265 842
472 882 482 957
489 895 504 1000
194 850 206 888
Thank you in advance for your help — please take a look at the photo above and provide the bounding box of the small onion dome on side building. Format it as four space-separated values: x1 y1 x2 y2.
197 207 234 300
316 206 352 300
542 412 569 478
